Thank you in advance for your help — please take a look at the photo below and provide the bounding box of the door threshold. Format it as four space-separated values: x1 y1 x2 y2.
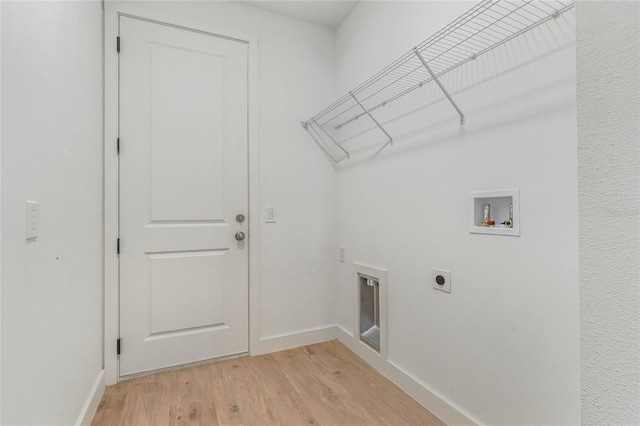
119 351 249 381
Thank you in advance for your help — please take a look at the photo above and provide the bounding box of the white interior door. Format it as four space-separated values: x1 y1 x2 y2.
118 16 249 377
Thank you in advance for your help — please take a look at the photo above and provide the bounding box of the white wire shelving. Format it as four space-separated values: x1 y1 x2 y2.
302 0 575 163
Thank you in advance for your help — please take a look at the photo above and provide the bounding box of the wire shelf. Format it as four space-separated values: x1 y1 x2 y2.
302 0 575 163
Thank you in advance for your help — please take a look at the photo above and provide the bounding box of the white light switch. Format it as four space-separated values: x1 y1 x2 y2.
26 201 39 239
265 207 276 223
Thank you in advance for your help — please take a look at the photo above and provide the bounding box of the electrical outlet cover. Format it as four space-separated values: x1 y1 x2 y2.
432 268 451 293
26 201 39 239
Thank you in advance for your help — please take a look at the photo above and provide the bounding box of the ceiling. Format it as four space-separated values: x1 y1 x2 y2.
237 1 360 28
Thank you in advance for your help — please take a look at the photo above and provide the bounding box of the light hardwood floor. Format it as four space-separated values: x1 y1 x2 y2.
92 339 444 426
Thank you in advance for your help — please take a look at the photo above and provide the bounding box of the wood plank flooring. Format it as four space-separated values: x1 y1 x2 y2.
92 340 445 426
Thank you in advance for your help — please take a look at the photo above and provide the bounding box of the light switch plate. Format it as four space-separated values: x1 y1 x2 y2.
265 207 276 223
433 268 451 293
26 201 39 239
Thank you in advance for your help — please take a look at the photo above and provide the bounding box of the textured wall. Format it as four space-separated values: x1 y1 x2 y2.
577 2 640 424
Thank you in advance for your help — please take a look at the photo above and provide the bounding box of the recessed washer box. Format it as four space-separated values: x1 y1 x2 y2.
470 189 520 236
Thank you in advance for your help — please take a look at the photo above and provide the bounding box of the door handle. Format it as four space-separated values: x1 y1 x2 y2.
235 231 246 241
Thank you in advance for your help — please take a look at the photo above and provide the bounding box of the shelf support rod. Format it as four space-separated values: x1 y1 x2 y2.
349 92 393 147
414 48 465 125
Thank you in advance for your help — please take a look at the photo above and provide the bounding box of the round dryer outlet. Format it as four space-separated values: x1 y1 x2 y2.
432 268 451 293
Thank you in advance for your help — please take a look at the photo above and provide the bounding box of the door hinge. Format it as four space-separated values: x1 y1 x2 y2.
117 338 121 355
117 137 120 155
117 238 120 255
117 36 121 53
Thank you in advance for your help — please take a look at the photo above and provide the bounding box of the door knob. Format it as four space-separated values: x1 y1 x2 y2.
235 231 246 241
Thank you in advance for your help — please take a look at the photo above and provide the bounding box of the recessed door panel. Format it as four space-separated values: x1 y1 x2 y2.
148 250 228 335
150 45 226 223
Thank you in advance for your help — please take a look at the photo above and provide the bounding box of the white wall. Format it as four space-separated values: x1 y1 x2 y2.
1 1 104 424
0 2 3 419
577 2 640 424
126 1 338 343
333 2 580 424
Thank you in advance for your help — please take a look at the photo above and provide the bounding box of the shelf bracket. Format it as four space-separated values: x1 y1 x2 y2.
349 92 393 148
414 49 465 125
302 119 350 162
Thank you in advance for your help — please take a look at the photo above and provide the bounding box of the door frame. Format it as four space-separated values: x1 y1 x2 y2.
103 1 260 385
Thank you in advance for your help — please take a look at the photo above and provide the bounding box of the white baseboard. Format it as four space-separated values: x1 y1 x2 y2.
76 369 106 426
335 326 478 426
257 326 336 355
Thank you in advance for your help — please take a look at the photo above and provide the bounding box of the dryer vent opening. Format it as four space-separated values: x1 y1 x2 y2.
359 274 380 352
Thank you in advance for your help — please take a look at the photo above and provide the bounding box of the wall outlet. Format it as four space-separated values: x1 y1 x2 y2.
432 268 451 293
339 247 345 263
26 201 39 240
